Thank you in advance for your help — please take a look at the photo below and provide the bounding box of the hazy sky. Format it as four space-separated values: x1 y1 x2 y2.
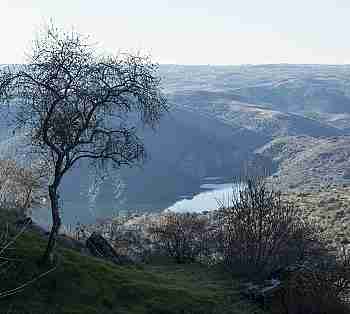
2 0 350 65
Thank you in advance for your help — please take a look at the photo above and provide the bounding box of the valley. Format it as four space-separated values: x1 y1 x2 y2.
2 64 350 226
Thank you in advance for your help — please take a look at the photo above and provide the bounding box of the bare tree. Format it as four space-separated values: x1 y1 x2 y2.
274 247 350 314
0 159 48 215
0 23 167 263
148 212 210 263
216 174 328 280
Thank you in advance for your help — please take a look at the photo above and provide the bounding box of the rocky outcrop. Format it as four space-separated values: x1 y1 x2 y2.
240 279 282 307
86 232 132 265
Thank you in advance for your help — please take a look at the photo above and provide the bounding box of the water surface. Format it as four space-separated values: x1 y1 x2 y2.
168 178 241 213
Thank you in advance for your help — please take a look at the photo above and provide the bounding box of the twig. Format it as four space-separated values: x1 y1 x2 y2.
0 220 31 256
0 265 57 298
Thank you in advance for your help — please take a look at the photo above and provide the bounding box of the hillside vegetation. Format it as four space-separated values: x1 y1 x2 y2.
257 135 350 190
0 208 266 314
2 170 350 313
284 185 350 246
3 64 350 313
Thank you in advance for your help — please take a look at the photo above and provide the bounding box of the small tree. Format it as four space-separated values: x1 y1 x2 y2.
216 174 328 279
0 159 47 215
274 247 350 314
148 212 210 263
0 24 167 263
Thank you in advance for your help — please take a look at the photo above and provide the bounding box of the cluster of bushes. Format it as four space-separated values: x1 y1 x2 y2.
63 175 350 313
272 253 350 314
149 176 350 313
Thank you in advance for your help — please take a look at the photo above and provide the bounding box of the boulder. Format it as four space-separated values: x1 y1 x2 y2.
56 234 87 253
15 217 33 228
240 279 282 307
86 232 132 265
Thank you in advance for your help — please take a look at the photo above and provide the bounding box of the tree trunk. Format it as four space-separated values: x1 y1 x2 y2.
41 183 61 264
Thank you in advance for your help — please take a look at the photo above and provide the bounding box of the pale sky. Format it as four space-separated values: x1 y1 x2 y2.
1 0 350 65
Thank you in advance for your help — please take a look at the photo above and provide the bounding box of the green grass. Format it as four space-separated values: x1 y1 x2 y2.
0 209 267 314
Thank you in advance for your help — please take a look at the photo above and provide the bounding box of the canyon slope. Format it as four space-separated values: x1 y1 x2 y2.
2 64 350 223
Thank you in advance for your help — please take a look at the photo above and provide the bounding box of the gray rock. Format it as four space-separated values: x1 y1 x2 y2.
240 278 282 307
86 232 132 265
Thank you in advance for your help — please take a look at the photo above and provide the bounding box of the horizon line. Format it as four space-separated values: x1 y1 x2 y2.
158 62 350 67
3 62 350 67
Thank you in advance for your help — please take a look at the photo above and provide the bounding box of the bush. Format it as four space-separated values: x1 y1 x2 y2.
216 175 328 280
0 159 48 216
147 212 210 263
272 246 350 314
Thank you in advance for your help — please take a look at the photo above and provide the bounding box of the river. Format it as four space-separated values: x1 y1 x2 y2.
168 177 241 213
31 176 241 228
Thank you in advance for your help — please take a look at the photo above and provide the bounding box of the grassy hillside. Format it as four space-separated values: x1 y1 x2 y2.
0 209 266 314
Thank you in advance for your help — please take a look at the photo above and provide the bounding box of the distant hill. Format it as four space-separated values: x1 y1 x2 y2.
168 96 344 137
284 185 350 245
2 64 350 224
257 135 350 190
309 112 350 131
160 64 350 114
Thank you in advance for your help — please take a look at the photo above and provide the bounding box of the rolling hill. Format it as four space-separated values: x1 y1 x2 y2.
2 64 350 224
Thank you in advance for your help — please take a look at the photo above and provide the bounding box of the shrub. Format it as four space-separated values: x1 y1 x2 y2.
272 246 350 314
216 175 327 280
0 159 48 216
147 212 210 263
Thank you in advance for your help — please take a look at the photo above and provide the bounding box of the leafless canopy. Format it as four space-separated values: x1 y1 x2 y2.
0 25 167 174
0 23 167 263
0 159 47 215
216 174 329 279
148 212 210 263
